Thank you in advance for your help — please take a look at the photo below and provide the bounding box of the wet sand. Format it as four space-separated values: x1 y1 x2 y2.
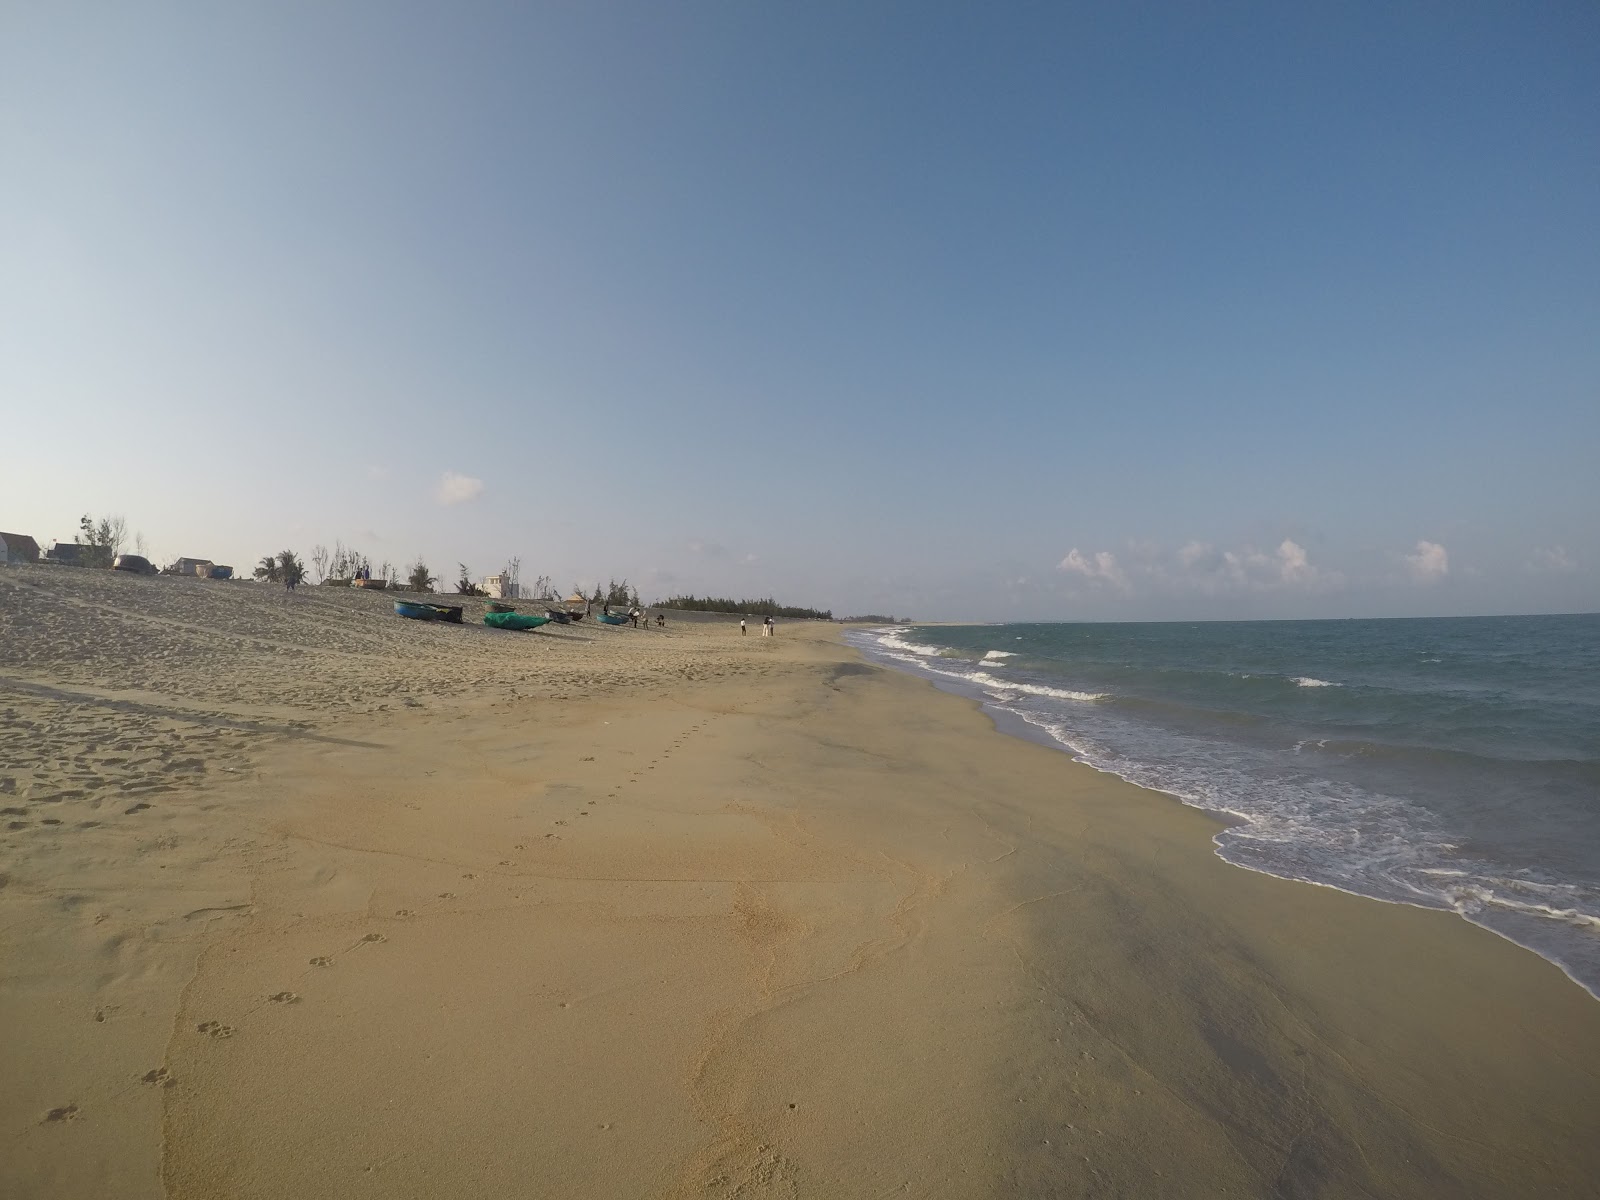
3 565 1598 1197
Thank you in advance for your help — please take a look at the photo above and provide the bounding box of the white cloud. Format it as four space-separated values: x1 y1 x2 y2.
1275 539 1314 584
1177 540 1215 568
1057 548 1128 589
1405 540 1449 582
1529 545 1576 572
435 472 484 505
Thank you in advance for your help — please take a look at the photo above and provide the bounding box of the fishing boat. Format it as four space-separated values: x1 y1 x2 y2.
426 605 464 624
488 602 516 614
484 611 551 631
543 609 571 624
596 612 628 626
394 600 436 621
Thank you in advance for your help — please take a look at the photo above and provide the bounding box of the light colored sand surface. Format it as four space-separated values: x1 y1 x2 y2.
4 565 1599 1198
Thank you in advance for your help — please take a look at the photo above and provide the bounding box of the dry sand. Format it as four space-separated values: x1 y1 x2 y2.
3 564 1598 1198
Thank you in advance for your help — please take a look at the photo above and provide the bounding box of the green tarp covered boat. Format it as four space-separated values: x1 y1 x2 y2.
483 611 551 631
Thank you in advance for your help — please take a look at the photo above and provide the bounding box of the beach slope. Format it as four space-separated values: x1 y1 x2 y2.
2 568 1597 1197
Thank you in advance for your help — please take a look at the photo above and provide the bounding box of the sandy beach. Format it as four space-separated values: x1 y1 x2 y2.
3 565 1598 1198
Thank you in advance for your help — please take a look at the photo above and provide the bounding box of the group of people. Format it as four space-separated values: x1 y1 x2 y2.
605 605 665 628
739 616 776 637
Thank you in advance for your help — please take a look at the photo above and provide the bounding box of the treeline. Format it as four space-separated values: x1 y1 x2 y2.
658 595 833 620
840 614 908 624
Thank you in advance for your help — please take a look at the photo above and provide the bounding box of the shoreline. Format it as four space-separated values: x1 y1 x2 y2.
4 567 1599 1196
851 619 1600 1005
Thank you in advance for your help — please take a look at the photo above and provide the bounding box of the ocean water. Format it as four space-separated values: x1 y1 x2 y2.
846 615 1600 1000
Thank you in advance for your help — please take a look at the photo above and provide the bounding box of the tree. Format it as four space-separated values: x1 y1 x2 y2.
78 513 128 568
455 564 484 596
531 574 552 601
502 557 522 598
254 554 282 583
408 559 433 592
277 550 306 587
378 559 398 587
310 544 330 583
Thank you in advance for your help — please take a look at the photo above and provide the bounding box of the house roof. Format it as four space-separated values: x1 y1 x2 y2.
0 532 41 553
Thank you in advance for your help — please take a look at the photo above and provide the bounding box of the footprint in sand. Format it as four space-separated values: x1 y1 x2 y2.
141 1067 173 1086
361 933 386 944
461 873 476 880
554 820 567 826
196 1021 235 1038
124 802 151 814
268 991 300 1004
309 956 333 967
437 892 456 900
395 909 415 918
43 1104 79 1123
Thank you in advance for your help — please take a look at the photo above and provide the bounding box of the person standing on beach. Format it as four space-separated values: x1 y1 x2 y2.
740 618 747 635
763 615 774 637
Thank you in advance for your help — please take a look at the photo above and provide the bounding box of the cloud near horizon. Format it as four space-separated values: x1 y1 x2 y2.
1058 548 1129 589
1528 545 1576 573
1405 540 1449 582
435 472 484 505
1060 538 1340 596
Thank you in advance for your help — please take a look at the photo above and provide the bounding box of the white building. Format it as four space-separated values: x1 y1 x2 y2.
483 574 519 599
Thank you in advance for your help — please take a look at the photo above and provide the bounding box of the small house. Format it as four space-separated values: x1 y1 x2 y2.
45 542 90 566
483 574 518 599
0 532 41 565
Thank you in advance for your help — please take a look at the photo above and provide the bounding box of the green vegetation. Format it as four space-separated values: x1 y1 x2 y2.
254 549 306 585
77 513 128 568
587 579 640 608
658 595 833 621
840 614 907 624
408 559 434 592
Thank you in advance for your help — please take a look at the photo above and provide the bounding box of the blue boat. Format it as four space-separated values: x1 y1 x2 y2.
394 600 437 621
596 612 628 626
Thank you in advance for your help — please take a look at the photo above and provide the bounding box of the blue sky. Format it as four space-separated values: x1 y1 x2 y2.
2 2 1595 619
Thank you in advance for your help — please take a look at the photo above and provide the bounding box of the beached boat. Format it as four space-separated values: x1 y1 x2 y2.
394 600 436 621
426 605 464 624
543 609 571 624
596 612 628 626
484 611 551 631
488 602 516 614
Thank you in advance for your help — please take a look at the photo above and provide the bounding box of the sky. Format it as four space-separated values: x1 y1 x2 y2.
2 1 1596 621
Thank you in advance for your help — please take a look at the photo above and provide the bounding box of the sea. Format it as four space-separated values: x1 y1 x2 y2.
846 615 1600 1001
